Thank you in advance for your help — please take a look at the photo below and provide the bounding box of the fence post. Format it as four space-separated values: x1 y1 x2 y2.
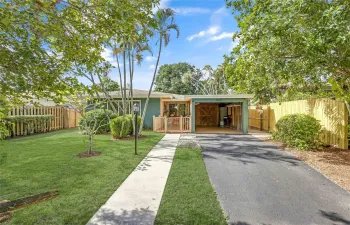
164 117 168 133
153 116 156 132
180 116 183 132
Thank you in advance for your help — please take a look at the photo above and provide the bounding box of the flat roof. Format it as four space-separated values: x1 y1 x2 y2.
185 94 254 99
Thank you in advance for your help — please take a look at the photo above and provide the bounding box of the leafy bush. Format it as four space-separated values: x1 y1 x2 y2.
5 115 54 137
78 109 116 134
0 97 10 140
110 115 141 139
272 114 322 150
126 114 141 134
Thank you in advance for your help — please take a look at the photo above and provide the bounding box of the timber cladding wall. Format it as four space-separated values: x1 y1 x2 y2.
249 98 349 149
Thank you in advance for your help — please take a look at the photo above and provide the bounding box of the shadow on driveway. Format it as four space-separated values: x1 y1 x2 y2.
197 134 350 225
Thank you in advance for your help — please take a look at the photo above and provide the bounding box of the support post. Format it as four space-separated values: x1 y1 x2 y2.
180 116 183 132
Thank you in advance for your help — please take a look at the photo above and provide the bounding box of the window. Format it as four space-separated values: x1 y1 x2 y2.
107 100 142 115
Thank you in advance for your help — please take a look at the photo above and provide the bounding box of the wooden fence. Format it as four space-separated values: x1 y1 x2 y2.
7 106 81 137
249 98 349 149
153 116 191 133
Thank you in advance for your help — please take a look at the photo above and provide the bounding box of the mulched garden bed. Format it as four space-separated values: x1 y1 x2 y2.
267 139 350 192
77 151 101 158
110 135 147 141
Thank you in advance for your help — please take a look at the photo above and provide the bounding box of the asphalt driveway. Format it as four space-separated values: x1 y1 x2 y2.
197 134 350 225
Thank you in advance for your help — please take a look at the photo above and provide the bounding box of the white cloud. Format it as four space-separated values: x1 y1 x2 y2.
145 56 156 62
172 7 211 15
228 37 240 51
152 0 170 13
210 7 229 25
187 26 221 41
101 47 118 67
149 64 155 70
217 46 223 51
210 32 235 41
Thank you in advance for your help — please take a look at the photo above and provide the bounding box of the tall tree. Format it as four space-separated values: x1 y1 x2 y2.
139 8 180 134
0 0 158 104
224 0 350 104
154 62 197 95
184 65 232 95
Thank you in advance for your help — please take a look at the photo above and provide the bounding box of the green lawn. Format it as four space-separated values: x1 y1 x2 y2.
0 129 164 225
155 147 227 225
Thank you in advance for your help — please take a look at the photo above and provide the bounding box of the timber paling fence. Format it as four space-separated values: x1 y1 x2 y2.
6 106 81 137
249 98 349 149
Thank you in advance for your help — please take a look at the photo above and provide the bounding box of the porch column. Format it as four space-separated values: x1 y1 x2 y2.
191 101 195 133
242 100 248 134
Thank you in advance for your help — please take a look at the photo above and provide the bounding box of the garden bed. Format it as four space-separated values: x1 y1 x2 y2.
269 139 350 192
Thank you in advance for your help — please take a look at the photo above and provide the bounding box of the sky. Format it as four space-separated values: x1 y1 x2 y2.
100 0 239 90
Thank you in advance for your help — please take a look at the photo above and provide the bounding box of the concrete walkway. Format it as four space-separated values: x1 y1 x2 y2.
87 134 180 225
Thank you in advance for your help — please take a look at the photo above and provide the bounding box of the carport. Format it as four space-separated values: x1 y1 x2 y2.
188 95 252 134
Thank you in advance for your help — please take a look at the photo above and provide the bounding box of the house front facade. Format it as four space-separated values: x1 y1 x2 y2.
106 89 253 134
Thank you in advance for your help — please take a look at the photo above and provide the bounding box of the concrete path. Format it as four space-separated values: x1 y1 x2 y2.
87 134 180 225
197 134 350 225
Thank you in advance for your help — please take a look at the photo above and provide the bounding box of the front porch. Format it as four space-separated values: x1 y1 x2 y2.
153 98 192 133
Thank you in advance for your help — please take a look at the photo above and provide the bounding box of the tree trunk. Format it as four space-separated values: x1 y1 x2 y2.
116 54 123 115
89 134 93 154
139 38 163 134
129 50 135 135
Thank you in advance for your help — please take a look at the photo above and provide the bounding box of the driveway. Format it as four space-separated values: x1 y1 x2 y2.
197 134 350 225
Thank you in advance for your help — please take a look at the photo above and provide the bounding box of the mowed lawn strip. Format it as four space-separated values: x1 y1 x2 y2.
0 129 164 225
155 147 227 225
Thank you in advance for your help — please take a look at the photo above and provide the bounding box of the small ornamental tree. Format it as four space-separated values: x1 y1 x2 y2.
79 110 108 155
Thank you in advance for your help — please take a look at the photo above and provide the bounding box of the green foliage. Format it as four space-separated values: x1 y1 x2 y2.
126 114 142 134
101 76 120 92
0 97 10 140
225 0 350 103
272 114 323 150
5 115 54 137
78 109 116 134
1 0 159 104
155 63 198 95
110 115 141 139
110 116 130 139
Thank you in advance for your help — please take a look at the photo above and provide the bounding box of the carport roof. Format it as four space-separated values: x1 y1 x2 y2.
185 94 254 99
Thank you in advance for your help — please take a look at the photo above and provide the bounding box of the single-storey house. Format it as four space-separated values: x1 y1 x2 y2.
104 89 253 134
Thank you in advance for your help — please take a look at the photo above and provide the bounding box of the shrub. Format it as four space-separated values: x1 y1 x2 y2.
126 114 142 134
110 115 141 139
272 114 322 150
78 109 116 134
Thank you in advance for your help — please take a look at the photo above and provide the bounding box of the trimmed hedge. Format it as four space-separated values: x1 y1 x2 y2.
110 115 141 139
5 115 54 136
272 114 322 150
78 109 116 134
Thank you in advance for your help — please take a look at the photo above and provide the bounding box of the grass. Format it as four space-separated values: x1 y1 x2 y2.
0 129 164 225
155 147 227 225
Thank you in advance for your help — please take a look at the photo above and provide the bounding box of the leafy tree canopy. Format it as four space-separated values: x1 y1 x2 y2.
0 0 158 104
224 0 350 103
154 62 198 95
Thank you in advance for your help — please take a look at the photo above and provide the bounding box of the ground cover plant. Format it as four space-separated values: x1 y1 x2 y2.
0 129 164 224
155 147 227 225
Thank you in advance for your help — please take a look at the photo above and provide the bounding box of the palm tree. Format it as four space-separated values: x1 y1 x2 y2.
139 8 180 134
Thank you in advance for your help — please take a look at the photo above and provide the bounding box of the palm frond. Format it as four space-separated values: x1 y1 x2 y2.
163 33 170 47
166 24 180 38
